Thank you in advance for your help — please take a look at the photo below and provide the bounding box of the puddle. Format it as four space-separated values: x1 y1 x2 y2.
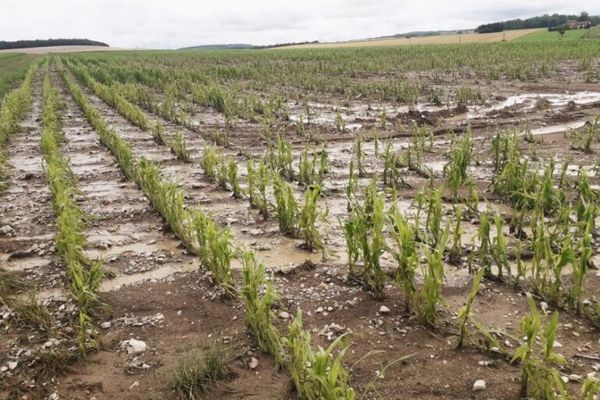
469 92 600 118
3 256 52 272
529 120 587 136
99 260 201 291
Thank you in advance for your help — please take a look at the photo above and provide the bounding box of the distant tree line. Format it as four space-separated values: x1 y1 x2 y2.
0 39 109 50
476 12 599 33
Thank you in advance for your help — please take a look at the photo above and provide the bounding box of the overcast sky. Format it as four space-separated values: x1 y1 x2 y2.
2 0 599 48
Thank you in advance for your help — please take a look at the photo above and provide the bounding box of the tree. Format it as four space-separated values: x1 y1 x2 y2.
578 11 590 22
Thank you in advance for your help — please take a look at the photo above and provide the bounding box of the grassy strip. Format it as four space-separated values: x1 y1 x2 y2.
0 54 38 100
0 61 38 187
40 71 103 354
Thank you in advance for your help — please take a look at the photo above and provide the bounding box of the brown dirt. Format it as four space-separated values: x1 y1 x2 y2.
1 60 600 400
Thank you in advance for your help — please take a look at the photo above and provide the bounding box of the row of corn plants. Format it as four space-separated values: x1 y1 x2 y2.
40 71 103 354
0 62 39 188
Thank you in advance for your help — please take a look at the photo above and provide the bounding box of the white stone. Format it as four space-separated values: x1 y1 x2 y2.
473 380 486 392
7 361 18 370
122 339 147 354
278 311 290 320
101 321 111 329
249 357 259 369
379 305 391 314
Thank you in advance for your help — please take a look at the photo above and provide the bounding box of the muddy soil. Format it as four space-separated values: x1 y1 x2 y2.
1 62 600 400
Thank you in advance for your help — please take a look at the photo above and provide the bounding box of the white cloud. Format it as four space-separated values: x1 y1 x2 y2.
1 0 597 48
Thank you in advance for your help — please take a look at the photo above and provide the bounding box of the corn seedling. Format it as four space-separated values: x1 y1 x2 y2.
511 296 567 400
491 214 510 279
285 309 356 400
382 142 408 191
273 172 299 236
247 158 270 217
444 129 472 197
416 228 449 327
298 146 329 187
200 146 220 182
240 251 285 366
353 136 367 177
343 182 386 299
569 218 593 314
170 130 191 162
456 269 484 348
299 185 325 252
193 210 236 296
346 159 358 211
449 206 463 264
227 158 243 199
424 189 443 247
267 134 294 180
388 206 418 312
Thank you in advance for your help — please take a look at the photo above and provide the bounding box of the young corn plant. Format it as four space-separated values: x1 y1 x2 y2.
449 206 463 264
200 146 220 182
571 116 599 154
491 214 510 279
151 120 166 145
581 377 600 400
285 309 356 400
298 146 329 187
476 212 493 276
353 135 367 177
569 218 593 314
299 185 325 252
240 251 285 367
170 130 190 162
443 130 472 197
227 158 243 199
416 228 449 328
382 142 408 191
388 206 418 312
193 211 236 297
346 159 358 211
456 269 484 348
424 189 443 248
273 173 299 236
246 158 270 217
343 182 387 299
512 297 567 400
267 134 294 180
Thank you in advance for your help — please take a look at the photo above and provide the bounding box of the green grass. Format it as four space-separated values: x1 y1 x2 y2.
516 29 588 42
0 53 38 100
587 26 600 39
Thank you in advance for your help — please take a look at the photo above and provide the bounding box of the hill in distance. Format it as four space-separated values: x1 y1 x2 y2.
179 44 252 50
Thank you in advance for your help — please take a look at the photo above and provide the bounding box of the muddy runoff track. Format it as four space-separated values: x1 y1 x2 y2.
1 64 599 400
